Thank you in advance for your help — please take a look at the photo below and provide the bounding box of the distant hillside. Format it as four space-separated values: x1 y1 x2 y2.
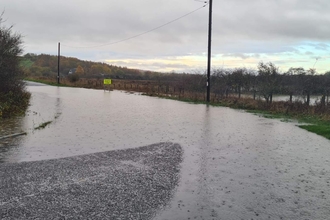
21 53 165 80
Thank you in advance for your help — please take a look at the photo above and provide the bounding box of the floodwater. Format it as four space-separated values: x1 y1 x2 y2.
1 82 330 219
242 94 321 105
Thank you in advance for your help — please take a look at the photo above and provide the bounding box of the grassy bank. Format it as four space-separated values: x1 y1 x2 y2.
246 109 330 139
25 78 73 87
298 123 330 139
0 90 31 118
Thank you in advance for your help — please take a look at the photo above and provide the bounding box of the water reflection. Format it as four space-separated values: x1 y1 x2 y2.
0 116 25 163
0 83 64 162
197 105 212 216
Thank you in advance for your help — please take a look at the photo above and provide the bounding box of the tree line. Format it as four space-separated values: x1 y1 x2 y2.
22 53 163 80
23 54 330 107
208 63 330 107
134 62 330 107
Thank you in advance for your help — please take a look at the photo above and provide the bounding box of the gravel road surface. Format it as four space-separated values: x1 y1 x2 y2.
0 142 183 219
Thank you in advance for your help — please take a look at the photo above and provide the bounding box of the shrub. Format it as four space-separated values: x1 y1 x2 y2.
68 74 80 83
0 13 30 118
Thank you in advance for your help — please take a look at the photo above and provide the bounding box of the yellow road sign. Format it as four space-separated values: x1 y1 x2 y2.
103 79 112 85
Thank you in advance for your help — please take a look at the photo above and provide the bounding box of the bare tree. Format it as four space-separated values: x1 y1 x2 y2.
231 68 246 98
257 62 280 104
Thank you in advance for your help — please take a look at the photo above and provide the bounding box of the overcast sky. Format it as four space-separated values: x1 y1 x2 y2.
2 0 330 73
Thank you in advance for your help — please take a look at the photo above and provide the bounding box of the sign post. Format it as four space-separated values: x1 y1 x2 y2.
103 79 112 91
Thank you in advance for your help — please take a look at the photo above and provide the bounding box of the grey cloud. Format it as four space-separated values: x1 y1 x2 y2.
312 43 329 51
2 0 330 62
213 0 330 42
275 59 309 65
150 62 190 69
221 53 261 59
106 60 191 72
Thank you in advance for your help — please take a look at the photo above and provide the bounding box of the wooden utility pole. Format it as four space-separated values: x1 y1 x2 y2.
206 0 213 102
57 42 60 84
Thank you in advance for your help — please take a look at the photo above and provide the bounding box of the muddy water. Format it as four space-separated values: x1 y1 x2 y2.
1 82 330 219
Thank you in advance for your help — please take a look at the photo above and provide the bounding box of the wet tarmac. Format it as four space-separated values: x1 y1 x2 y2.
1 82 330 219
0 142 182 219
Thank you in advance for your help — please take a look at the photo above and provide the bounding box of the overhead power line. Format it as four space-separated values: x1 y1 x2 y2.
313 58 319 68
62 4 207 48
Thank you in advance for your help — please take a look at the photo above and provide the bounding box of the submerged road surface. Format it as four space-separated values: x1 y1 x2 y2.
0 143 183 219
1 83 330 219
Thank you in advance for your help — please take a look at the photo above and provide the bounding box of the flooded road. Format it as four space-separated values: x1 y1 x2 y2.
1 82 330 219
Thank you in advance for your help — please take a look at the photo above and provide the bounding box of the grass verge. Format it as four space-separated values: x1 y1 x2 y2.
299 124 330 139
25 78 73 87
247 110 330 140
34 121 52 130
0 90 31 118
